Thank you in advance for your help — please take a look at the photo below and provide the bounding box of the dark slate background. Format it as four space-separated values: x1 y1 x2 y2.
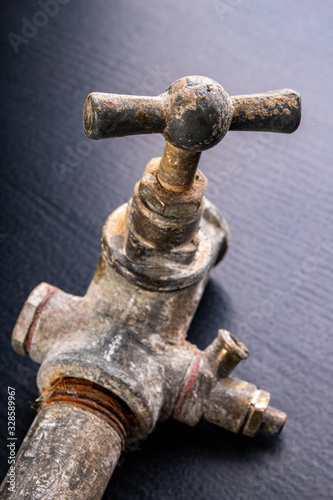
1 1 332 499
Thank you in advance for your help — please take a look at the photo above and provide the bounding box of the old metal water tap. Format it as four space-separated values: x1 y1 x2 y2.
1 76 301 499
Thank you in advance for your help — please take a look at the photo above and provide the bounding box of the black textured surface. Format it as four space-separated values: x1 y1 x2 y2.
1 1 332 499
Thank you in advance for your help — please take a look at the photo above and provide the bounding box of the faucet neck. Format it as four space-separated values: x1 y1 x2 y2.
157 141 201 192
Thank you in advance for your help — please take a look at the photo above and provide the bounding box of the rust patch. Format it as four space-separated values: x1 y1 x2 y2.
135 111 150 126
230 89 301 133
38 377 137 448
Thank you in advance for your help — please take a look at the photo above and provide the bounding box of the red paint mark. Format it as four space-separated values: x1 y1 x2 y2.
184 360 201 396
25 287 58 354
173 354 202 417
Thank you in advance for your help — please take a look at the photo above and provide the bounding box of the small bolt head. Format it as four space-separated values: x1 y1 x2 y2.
12 283 52 356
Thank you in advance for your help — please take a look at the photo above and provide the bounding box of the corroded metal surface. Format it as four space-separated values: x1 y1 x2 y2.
83 94 166 140
1 403 124 500
230 89 301 133
158 142 201 192
1 75 301 500
83 76 233 151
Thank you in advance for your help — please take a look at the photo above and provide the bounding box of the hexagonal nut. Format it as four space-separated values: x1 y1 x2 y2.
12 282 53 356
242 389 270 437
138 158 207 217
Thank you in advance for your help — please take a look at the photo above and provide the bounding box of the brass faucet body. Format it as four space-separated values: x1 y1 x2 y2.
1 76 301 500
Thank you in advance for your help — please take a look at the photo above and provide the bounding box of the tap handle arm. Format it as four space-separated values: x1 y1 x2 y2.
230 89 301 134
83 76 301 152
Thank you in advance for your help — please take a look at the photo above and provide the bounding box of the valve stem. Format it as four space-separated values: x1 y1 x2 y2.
158 141 201 192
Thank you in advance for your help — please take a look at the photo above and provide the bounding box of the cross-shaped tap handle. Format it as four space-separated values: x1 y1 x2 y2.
83 76 301 190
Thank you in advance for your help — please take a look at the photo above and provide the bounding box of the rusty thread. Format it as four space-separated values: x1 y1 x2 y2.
38 377 137 448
